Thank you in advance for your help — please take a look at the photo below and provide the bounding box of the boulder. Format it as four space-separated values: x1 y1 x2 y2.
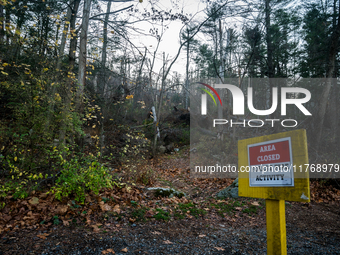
147 187 185 198
158 145 166 154
216 178 239 199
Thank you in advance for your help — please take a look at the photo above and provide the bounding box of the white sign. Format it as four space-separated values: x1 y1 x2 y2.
248 137 294 187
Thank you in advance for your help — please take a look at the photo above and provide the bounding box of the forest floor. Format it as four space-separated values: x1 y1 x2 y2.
1 147 340 254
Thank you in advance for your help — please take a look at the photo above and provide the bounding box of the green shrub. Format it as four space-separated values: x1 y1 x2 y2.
50 154 119 203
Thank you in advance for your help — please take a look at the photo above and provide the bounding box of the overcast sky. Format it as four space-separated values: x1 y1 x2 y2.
108 0 207 79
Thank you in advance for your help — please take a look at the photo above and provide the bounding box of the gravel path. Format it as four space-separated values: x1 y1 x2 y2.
1 219 339 255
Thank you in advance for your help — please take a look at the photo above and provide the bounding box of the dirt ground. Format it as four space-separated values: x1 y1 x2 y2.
1 149 340 254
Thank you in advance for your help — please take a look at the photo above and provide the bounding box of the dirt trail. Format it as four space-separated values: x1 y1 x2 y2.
1 150 339 254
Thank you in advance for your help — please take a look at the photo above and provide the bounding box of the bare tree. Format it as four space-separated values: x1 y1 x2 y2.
313 0 340 149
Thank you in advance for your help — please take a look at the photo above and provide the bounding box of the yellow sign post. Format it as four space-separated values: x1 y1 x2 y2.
238 129 310 255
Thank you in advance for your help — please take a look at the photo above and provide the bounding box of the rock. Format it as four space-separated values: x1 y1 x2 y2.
159 145 166 154
147 187 185 198
216 178 239 199
165 143 174 152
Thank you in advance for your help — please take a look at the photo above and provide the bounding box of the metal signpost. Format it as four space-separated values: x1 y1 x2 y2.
238 129 310 255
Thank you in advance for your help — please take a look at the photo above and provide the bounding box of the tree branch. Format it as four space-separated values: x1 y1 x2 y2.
163 1 231 81
89 5 133 20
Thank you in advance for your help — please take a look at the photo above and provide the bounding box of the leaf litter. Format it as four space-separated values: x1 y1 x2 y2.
0 147 339 253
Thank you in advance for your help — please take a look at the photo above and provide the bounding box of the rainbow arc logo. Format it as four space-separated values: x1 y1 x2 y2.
198 82 222 115
198 82 222 106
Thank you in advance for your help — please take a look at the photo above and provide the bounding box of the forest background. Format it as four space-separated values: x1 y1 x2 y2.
0 0 339 206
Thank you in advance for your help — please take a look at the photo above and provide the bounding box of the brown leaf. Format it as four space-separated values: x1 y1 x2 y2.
37 233 49 240
198 234 206 237
86 217 91 225
145 209 154 218
91 225 100 233
39 193 48 199
102 248 115 254
99 202 112 212
152 231 161 235
235 207 242 211
113 204 120 214
251 202 260 206
215 247 225 251
2 214 12 222
29 197 39 205
57 205 68 215
163 240 173 244
85 196 92 203
62 220 70 226
111 194 120 201
121 247 128 253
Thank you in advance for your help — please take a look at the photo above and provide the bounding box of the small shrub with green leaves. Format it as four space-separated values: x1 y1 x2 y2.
50 154 119 204
153 208 170 221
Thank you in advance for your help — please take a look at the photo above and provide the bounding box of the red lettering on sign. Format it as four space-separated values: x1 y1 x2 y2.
249 140 290 165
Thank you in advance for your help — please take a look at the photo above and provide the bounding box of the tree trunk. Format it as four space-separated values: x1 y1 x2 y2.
46 5 72 132
12 0 28 60
265 0 274 79
218 19 224 139
0 4 4 44
133 47 147 108
59 0 80 149
101 1 111 69
77 0 92 109
57 0 72 70
185 28 189 109
329 77 338 142
68 0 81 70
5 5 10 46
313 1 340 149
101 1 111 96
153 52 166 157
264 0 280 132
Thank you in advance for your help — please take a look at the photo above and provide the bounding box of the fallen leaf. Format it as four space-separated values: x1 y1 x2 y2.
39 193 48 199
251 202 260 206
102 248 115 254
57 205 68 215
37 233 49 240
235 207 242 211
91 224 102 233
215 247 225 251
152 231 161 235
99 202 112 212
145 209 155 218
121 247 128 253
62 220 69 226
198 234 206 237
2 214 12 222
29 197 39 205
113 204 120 214
163 240 173 244
86 217 91 225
